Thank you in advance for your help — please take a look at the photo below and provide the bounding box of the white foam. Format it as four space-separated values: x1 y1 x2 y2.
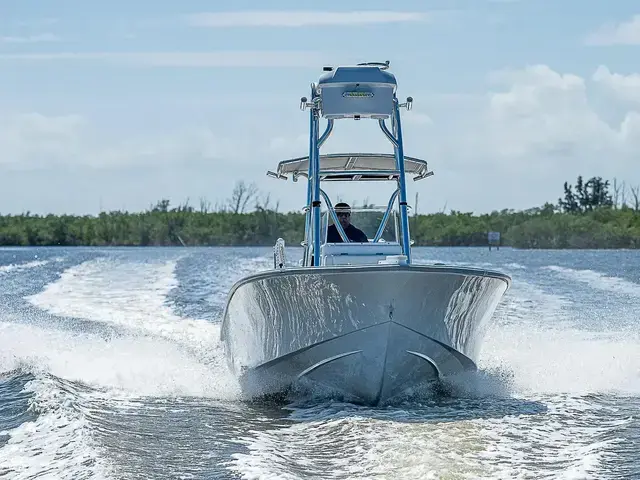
492 278 574 330
0 253 275 478
26 257 223 361
479 270 640 396
479 275 640 397
469 398 626 480
480 323 640 396
27 256 182 323
3 254 264 399
544 265 640 297
0 375 114 480
0 259 49 274
229 395 626 480
0 321 239 399
504 262 526 270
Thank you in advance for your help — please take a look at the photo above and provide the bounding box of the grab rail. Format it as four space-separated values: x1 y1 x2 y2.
273 238 286 268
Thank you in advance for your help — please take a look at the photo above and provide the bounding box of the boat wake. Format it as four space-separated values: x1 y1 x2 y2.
0 371 113 480
544 265 640 298
0 252 264 478
0 250 639 479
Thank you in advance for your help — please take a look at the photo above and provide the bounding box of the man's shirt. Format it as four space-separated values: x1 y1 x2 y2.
326 224 368 243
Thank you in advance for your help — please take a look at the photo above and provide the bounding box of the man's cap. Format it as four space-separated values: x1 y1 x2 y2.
334 202 351 214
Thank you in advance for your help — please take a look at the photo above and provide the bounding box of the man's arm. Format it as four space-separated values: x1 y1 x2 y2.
353 227 368 242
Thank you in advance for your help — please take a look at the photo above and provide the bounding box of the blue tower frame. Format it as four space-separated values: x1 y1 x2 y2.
300 61 415 267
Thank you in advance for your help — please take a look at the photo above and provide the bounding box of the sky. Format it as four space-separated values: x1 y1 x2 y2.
1 0 640 215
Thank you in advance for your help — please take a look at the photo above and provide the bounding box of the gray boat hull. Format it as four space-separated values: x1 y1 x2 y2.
220 264 510 405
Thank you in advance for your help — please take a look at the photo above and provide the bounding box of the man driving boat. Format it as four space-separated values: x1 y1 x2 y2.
326 202 368 243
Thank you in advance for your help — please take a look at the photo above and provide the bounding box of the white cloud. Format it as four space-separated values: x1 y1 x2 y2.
592 65 640 104
184 11 428 28
2 64 640 215
402 65 640 212
0 113 87 169
585 15 640 45
480 65 612 163
0 111 265 214
0 50 329 67
91 127 240 168
0 33 60 43
0 113 242 171
474 65 640 171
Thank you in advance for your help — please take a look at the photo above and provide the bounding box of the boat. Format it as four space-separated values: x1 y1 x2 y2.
220 61 511 405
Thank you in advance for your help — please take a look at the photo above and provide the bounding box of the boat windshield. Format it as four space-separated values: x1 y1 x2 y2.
321 206 400 243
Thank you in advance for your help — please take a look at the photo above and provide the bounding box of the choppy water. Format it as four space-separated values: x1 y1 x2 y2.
0 246 638 479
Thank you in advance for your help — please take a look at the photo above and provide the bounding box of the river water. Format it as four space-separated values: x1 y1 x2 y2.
0 246 638 479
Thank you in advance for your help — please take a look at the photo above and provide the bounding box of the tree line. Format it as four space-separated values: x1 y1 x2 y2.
0 177 639 249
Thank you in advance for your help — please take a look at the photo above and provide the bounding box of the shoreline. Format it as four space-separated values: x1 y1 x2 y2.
0 244 638 251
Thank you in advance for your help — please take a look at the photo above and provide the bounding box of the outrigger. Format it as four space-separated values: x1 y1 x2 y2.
220 61 511 405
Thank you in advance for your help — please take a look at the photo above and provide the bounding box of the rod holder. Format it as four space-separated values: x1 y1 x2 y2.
300 96 320 111
399 97 413 110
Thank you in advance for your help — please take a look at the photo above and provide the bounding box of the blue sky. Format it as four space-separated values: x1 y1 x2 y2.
1 0 640 215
